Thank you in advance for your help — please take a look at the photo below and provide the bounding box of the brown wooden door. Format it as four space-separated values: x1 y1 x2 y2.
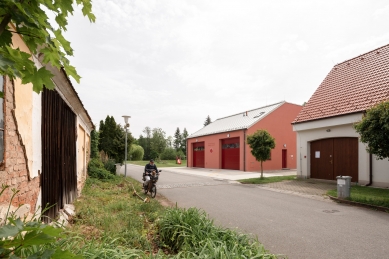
282 149 287 168
193 142 205 168
221 138 240 170
310 139 334 180
333 138 358 182
310 138 358 181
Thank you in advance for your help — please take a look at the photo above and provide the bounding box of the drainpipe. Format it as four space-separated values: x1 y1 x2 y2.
365 153 372 186
243 129 246 171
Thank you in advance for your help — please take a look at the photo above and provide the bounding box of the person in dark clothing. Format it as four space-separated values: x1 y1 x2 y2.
143 159 158 186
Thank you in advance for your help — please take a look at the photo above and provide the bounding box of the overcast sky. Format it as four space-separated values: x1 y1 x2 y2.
64 0 389 139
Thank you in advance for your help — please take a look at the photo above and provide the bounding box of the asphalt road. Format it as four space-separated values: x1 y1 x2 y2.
122 164 389 259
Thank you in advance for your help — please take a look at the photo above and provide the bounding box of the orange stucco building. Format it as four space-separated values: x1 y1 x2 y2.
187 101 302 171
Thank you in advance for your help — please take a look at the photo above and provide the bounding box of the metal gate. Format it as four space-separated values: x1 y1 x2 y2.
193 142 205 168
41 89 77 222
310 137 358 181
221 137 240 170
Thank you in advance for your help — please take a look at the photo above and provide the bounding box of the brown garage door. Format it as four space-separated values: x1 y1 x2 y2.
221 137 240 170
193 142 205 168
310 137 358 181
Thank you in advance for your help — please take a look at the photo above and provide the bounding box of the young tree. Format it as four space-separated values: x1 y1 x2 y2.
247 130 276 178
173 127 181 151
354 101 389 160
0 1 95 94
181 128 189 156
204 115 211 127
166 136 173 148
151 128 167 160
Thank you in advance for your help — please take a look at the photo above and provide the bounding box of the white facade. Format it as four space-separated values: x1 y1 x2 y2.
293 113 389 187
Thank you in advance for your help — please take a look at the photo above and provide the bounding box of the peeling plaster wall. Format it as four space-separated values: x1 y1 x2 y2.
0 77 40 212
11 29 42 180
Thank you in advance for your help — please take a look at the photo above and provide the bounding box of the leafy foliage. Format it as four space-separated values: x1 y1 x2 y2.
129 144 144 161
180 128 188 155
158 207 279 258
0 185 81 259
354 101 389 160
87 158 114 180
0 0 95 93
138 127 152 160
160 147 177 160
203 115 211 127
247 130 276 178
90 130 99 159
173 127 181 151
151 128 167 159
98 116 133 163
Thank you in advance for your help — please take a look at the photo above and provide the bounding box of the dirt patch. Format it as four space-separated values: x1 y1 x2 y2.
155 194 176 208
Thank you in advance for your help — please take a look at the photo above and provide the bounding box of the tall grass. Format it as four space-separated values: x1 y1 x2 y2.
158 207 283 258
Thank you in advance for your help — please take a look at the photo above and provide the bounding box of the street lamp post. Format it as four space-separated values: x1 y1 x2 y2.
122 115 131 177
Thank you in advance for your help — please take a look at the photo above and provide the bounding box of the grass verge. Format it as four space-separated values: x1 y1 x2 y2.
239 175 297 184
127 160 187 167
327 185 389 208
54 175 281 258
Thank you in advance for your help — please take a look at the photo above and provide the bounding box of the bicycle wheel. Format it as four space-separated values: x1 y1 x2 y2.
151 185 157 198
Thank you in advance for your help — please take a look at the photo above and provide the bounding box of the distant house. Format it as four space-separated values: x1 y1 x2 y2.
187 101 302 171
0 26 94 220
292 44 389 187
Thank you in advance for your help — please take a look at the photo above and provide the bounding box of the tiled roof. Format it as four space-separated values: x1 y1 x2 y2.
188 101 285 138
293 44 389 124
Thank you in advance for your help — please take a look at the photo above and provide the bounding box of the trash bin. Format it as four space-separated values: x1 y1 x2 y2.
336 176 352 198
115 163 122 175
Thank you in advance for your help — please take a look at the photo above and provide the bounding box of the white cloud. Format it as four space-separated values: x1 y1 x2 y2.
64 0 389 137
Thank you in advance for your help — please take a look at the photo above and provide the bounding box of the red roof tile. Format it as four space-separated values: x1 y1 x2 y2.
293 44 389 124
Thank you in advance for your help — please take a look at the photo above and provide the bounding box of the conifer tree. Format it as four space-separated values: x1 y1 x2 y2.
174 127 181 151
204 115 212 127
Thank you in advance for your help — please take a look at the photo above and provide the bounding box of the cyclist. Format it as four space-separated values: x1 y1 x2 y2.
143 159 158 187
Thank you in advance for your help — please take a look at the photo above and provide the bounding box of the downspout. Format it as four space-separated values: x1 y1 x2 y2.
365 153 372 186
243 129 246 171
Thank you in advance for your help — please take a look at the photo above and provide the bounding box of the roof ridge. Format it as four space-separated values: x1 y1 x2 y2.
335 43 389 67
215 101 285 121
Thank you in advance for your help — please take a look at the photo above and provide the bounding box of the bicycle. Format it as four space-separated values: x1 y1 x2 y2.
143 169 161 198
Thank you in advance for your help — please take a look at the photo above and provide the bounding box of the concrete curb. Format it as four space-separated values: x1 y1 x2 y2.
327 195 389 212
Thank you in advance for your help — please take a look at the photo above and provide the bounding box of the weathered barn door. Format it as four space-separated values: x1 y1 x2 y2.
41 89 77 222
193 142 205 168
221 138 240 170
310 138 358 181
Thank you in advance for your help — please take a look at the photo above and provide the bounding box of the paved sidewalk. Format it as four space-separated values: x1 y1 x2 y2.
256 179 337 197
161 166 297 181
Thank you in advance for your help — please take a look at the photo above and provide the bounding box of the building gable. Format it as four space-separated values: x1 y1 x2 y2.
293 44 389 124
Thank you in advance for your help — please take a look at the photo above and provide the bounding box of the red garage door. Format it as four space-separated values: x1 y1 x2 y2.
222 138 240 170
193 142 205 168
310 137 358 181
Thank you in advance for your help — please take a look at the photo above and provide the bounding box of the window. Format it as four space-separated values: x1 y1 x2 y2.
0 76 4 164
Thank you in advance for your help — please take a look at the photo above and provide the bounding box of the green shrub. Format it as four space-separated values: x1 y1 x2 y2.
129 144 144 161
176 150 186 160
0 185 81 259
158 207 278 258
160 147 177 160
88 158 104 169
88 158 114 180
104 158 116 174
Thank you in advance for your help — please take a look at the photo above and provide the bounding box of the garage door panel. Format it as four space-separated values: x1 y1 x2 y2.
310 137 358 181
193 142 205 168
310 139 333 180
334 138 358 182
222 137 239 170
